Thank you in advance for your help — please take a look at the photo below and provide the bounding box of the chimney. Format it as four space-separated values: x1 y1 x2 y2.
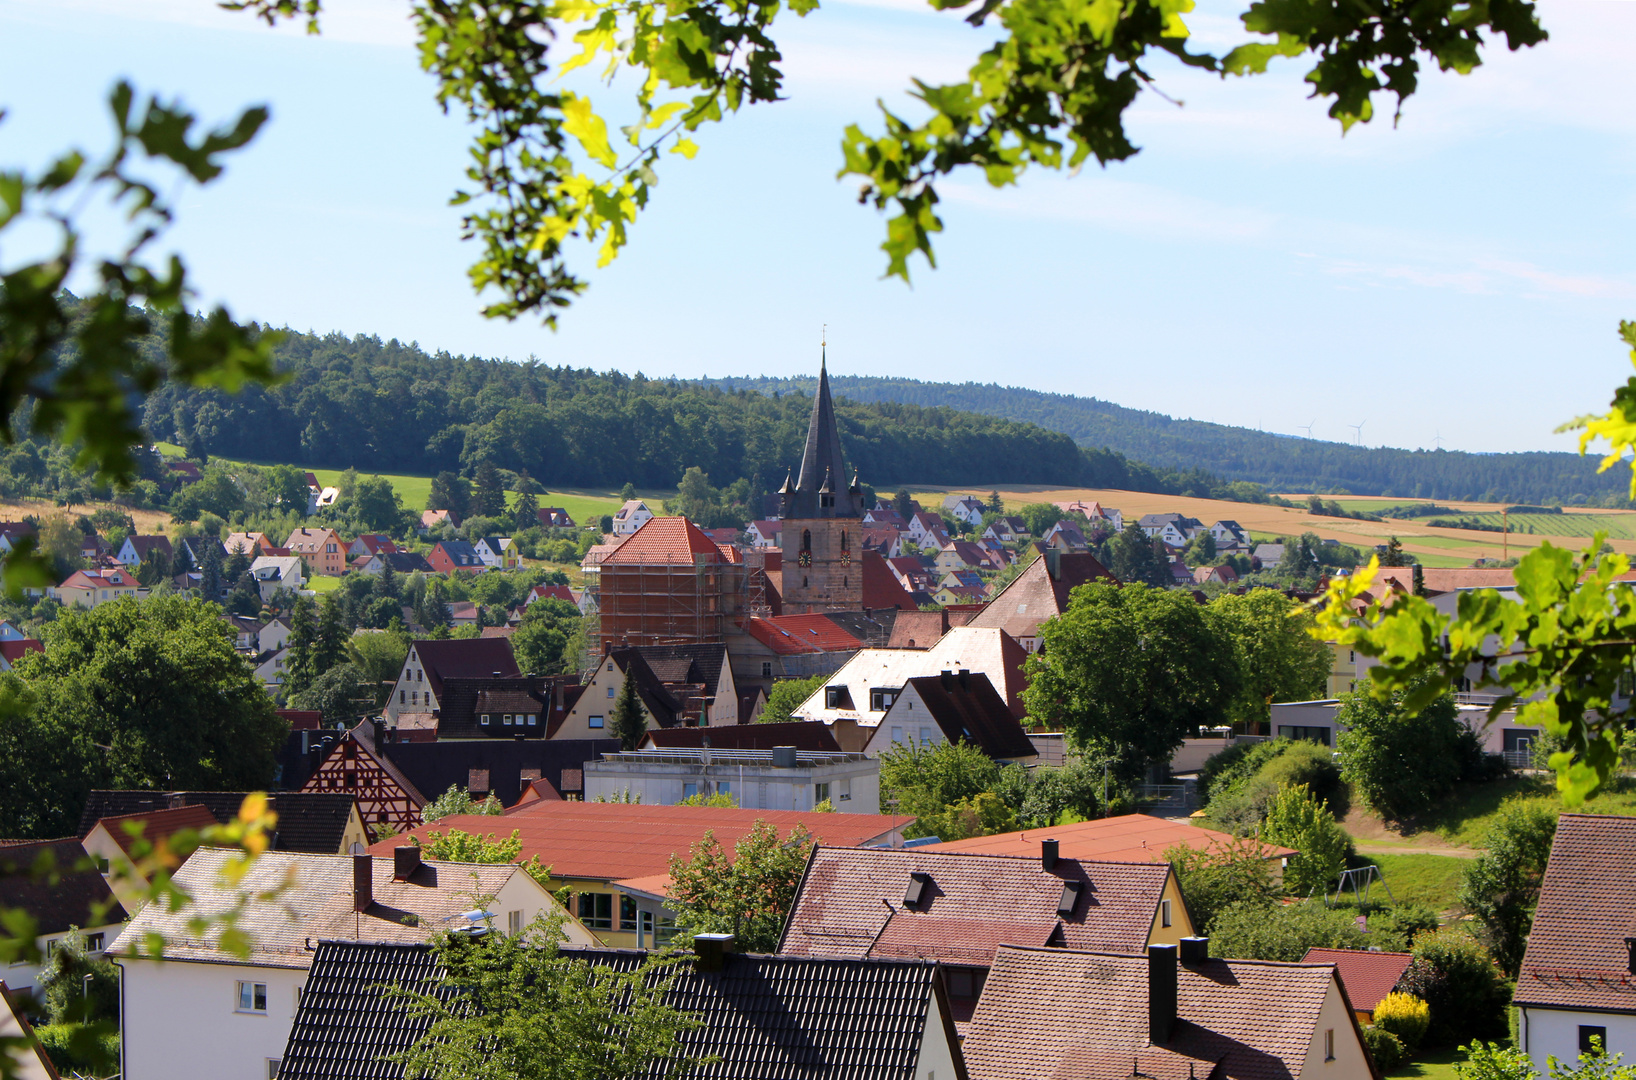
1179 936 1209 965
1148 944 1177 1045
958 668 970 691
394 845 422 881
694 932 734 972
1046 548 1061 580
352 852 374 912
370 717 385 747
1041 838 1059 870
940 669 954 690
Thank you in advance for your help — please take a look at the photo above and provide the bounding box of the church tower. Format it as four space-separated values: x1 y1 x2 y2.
779 349 864 614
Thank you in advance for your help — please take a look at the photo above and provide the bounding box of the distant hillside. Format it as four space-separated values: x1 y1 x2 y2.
697 376 1627 505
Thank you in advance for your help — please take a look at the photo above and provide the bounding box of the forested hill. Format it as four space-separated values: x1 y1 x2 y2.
139 327 1157 491
698 375 1629 505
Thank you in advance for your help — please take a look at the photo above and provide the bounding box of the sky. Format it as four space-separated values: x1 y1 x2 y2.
2 0 1635 456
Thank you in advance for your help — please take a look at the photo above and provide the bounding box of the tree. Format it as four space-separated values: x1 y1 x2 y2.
265 464 309 514
392 915 703 1080
412 826 550 885
1259 783 1348 897
1104 523 1166 586
512 487 541 534
1458 800 1557 976
986 491 1002 514
912 791 1017 842
1209 899 1369 962
314 594 348 677
199 537 224 599
1023 582 1241 785
666 820 816 952
422 785 504 824
428 471 470 517
893 489 914 521
1163 839 1278 935
471 460 506 518
757 675 824 724
1382 536 1408 567
1398 927 1511 1045
286 662 367 724
285 595 318 696
346 628 409 708
352 475 403 532
0 594 286 836
619 483 637 502
168 467 246 522
1205 591 1331 731
878 738 1001 835
1336 681 1481 822
610 667 647 751
513 598 581 676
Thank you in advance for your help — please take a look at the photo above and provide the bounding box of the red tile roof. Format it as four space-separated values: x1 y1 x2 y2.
601 516 725 565
861 550 916 610
886 610 948 649
1301 948 1413 1013
90 803 219 859
0 639 43 664
964 946 1356 1080
781 847 1179 964
965 551 1115 639
368 802 912 883
1515 813 1636 1013
742 614 864 656
926 814 1296 863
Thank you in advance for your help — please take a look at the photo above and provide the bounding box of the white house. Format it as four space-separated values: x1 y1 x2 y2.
247 556 304 601
1210 519 1250 549
472 536 518 569
583 746 881 811
862 671 1038 763
0 838 127 1002
982 516 1028 544
252 648 289 693
942 495 987 525
113 846 595 1080
1515 814 1636 1073
905 512 946 548
1137 513 1201 546
611 499 653 536
744 520 781 549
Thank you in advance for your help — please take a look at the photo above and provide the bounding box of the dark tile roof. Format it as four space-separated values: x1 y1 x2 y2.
278 941 455 1080
0 839 127 935
607 649 683 728
434 675 572 740
643 721 841 752
1515 813 1636 1013
78 791 358 854
409 638 519 702
374 551 434 574
780 847 1177 964
1301 948 1413 1013
964 946 1357 1080
630 643 728 697
901 673 1036 760
381 738 620 807
963 552 1115 639
824 607 900 648
573 947 947 1079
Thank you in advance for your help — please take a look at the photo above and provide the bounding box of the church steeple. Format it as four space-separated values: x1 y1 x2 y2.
782 344 860 520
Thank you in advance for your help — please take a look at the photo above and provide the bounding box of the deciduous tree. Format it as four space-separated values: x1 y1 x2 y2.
666 819 816 952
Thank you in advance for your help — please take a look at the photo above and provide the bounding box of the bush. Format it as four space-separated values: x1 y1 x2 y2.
1374 992 1431 1049
1459 799 1557 977
33 1022 120 1076
1399 928 1511 1046
1204 739 1345 836
1361 1026 1408 1072
1261 783 1350 897
1337 682 1484 822
1368 904 1441 951
1198 737 1291 806
1166 840 1278 934
1209 899 1369 961
1454 1041 1537 1080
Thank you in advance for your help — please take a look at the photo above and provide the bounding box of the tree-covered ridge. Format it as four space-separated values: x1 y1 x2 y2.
134 323 1220 494
698 375 1632 505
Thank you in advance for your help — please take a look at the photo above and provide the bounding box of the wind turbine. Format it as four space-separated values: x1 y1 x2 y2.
1298 421 1315 439
1349 421 1366 445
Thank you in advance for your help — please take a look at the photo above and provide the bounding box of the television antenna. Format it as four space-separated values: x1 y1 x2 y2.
1298 420 1315 438
1349 421 1366 445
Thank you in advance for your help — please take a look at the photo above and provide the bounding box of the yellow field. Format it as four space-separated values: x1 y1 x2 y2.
909 485 1636 565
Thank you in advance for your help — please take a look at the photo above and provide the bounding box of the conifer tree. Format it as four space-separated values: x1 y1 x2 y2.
611 663 647 750
471 461 506 518
286 595 318 696
513 488 540 533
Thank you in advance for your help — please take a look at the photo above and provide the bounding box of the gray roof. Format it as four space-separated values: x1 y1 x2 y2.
111 848 523 968
781 361 862 520
278 941 455 1080
77 791 358 854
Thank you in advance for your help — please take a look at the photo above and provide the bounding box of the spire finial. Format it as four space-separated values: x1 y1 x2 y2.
821 324 827 369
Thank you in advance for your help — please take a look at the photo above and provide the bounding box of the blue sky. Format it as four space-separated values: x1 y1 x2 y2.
2 0 1634 456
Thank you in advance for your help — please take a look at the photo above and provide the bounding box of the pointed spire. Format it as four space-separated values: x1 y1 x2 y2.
786 336 859 519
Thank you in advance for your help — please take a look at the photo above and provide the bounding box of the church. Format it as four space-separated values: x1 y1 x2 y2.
778 357 864 615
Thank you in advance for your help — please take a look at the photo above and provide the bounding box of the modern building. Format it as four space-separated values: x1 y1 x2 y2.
583 745 880 811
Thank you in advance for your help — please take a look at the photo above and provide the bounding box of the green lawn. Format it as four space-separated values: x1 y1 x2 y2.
305 574 341 593
1389 1044 1464 1080
1353 854 1468 914
1401 775 1636 848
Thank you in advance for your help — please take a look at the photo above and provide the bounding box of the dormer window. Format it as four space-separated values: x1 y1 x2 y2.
820 494 835 509
480 713 490 725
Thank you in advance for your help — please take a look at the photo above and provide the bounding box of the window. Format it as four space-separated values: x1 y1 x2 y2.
608 686 616 698
1275 725 1331 747
891 726 904 743
508 910 523 935
399 690 405 705
1323 1029 1335 1062
1160 899 1172 928
237 981 268 1013
589 715 605 728
761 662 773 679
838 779 851 802
84 933 104 952
802 530 812 552
825 686 844 708
641 910 654 945
656 917 678 945
870 688 896 711
480 713 490 726
947 969 974 997
502 714 513 726
526 714 537 726
93 856 109 873
1580 1027 1608 1057
718 782 731 796
814 782 831 804
620 895 638 932
919 727 934 743
683 783 698 798
578 892 614 931
268 1059 282 1079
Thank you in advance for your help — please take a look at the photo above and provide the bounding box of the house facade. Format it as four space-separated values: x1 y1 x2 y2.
55 568 140 608
583 746 880 810
285 528 347 577
611 499 654 535
428 540 485 574
247 556 304 600
473 536 520 569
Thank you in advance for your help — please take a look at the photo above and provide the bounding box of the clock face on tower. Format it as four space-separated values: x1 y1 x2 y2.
798 550 811 567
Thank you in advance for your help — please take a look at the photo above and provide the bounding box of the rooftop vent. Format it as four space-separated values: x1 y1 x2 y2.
352 852 373 912
694 933 734 973
1179 936 1209 965
905 871 932 906
772 746 797 768
1057 880 1082 919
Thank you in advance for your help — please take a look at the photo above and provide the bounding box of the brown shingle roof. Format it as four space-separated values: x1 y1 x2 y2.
886 610 948 649
0 839 127 936
409 637 519 701
964 551 1115 639
1301 948 1413 1013
1514 813 1636 1013
927 813 1296 863
90 804 219 859
779 847 1177 963
964 946 1345 1080
900 673 1037 760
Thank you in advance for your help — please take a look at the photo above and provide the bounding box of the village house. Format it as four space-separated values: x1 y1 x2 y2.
0 982 58 1080
418 508 459 534
584 745 879 809
354 550 435 576
860 526 904 559
78 790 368 856
1211 519 1251 549
428 539 486 574
1194 563 1240 586
781 845 1191 1028
734 613 866 686
1514 813 1636 1071
285 527 347 576
965 550 1116 653
116 534 173 569
252 647 291 693
556 647 685 738
81 804 220 909
0 637 43 672
1302 947 1414 1025
472 535 520 569
278 937 963 1080
1056 500 1123 531
863 670 1037 761
0 839 127 1001
384 636 519 727
1042 519 1089 551
933 582 989 606
537 506 575 527
346 533 398 558
942 494 987 524
177 535 225 568
611 498 654 535
223 531 271 558
247 555 305 600
744 519 781 548
935 539 989 573
1139 512 1205 545
927 814 1297 873
962 941 1376 1080
54 567 140 608
983 515 1028 543
0 521 37 555
1254 542 1286 569
905 511 948 549
368 801 911 949
113 847 594 1080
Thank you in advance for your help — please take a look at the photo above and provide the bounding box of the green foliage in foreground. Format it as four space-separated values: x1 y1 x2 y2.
666 820 815 954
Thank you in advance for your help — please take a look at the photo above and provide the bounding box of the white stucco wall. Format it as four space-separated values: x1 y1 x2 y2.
1521 1008 1636 1074
1299 979 1374 1080
119 957 308 1080
916 993 960 1080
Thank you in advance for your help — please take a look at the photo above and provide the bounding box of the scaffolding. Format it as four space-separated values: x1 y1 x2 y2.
593 552 741 653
